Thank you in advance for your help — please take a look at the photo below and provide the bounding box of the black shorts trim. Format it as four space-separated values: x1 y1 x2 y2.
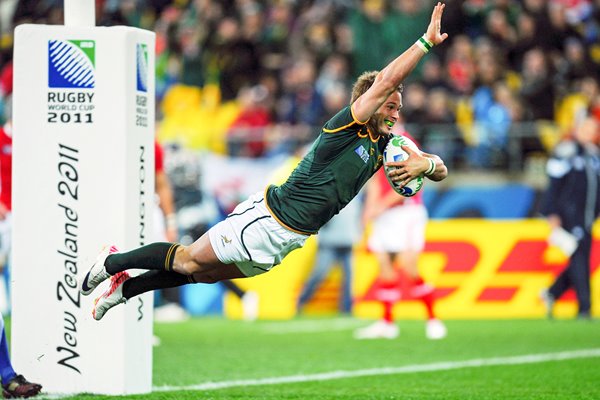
227 198 265 218
239 215 272 263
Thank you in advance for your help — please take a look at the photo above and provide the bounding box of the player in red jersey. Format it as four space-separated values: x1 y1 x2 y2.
355 130 447 340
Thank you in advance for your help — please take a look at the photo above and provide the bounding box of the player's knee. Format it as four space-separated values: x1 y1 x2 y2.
173 251 219 282
179 260 202 276
173 246 201 275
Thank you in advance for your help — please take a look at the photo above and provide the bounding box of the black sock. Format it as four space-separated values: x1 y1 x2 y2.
221 280 245 299
122 270 197 299
105 242 179 275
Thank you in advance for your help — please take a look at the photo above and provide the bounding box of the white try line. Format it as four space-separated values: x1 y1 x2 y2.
153 348 600 393
260 318 365 334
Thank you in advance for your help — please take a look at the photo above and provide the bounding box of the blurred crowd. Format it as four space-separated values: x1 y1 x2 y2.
1 0 600 169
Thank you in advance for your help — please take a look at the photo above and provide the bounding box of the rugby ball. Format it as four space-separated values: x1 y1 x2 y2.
383 135 424 197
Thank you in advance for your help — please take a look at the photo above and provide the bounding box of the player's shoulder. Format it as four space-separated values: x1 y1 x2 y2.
322 106 363 133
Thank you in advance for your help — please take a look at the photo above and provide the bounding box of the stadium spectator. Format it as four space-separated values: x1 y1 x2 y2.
388 0 431 78
558 76 600 133
348 0 394 79
522 0 554 47
444 35 476 95
470 54 513 168
297 194 364 315
520 48 556 121
78 3 449 321
204 16 261 102
354 131 447 340
483 7 517 61
227 84 273 158
315 53 352 100
509 12 540 70
420 55 449 92
285 1 340 66
277 57 325 127
540 116 600 319
558 37 597 84
301 17 337 70
546 2 581 51
321 82 352 122
401 82 428 127
153 19 183 101
422 88 462 168
434 0 466 42
259 1 293 74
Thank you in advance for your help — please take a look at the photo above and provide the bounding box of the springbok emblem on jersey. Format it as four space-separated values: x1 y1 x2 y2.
221 235 232 246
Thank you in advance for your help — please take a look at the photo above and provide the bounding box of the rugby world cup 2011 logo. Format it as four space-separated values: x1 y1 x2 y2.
136 43 148 93
48 40 95 89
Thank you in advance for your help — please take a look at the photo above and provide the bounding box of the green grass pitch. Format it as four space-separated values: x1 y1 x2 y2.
32 317 600 399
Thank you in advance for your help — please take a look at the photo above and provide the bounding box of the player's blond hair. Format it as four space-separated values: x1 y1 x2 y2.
350 71 403 104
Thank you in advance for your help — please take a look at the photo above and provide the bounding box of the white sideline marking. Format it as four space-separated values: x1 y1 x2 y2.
153 348 600 392
260 318 364 334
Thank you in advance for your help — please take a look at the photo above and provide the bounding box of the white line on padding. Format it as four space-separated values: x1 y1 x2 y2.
153 348 600 392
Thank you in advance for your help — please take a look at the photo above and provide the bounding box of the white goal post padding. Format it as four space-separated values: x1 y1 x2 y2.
11 24 155 395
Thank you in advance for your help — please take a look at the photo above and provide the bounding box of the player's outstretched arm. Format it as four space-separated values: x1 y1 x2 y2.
352 2 448 122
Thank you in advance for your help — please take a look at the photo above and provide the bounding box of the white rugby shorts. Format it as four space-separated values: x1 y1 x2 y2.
368 203 428 253
208 191 309 277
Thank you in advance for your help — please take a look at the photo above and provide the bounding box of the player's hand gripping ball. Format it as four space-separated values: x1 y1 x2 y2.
383 135 424 197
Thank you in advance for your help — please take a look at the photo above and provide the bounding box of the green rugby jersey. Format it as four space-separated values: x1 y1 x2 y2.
266 106 390 234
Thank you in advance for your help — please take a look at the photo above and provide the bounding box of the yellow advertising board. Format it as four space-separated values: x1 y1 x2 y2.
224 220 599 319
